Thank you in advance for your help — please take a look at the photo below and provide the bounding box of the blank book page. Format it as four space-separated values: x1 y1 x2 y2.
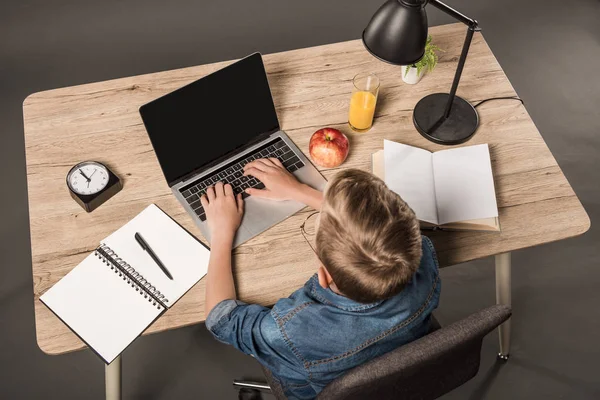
102 204 210 306
40 253 163 364
433 144 498 225
384 140 438 224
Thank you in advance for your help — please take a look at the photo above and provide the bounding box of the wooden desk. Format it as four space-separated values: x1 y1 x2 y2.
24 21 588 373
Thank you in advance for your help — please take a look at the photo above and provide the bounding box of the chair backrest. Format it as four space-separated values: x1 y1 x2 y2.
316 305 512 400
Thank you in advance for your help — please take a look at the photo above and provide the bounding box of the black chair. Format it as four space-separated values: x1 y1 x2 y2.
234 305 512 400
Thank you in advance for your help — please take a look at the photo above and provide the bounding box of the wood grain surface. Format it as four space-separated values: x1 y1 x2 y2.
23 23 589 355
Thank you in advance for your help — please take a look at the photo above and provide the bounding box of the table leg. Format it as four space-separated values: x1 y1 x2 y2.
105 355 122 400
495 252 511 360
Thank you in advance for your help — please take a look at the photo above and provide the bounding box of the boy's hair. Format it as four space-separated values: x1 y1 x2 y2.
316 169 422 304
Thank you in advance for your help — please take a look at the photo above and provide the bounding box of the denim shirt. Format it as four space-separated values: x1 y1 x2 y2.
206 236 440 400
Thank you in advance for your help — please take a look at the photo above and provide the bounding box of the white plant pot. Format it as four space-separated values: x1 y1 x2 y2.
401 66 425 85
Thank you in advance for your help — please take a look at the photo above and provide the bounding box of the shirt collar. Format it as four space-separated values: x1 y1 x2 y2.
308 274 383 312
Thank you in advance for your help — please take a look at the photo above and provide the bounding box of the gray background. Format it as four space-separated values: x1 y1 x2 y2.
1 0 599 399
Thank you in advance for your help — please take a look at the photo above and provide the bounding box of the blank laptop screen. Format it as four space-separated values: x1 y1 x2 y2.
140 53 279 185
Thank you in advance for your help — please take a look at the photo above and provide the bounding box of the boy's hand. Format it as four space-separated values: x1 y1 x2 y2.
243 158 304 201
200 182 244 245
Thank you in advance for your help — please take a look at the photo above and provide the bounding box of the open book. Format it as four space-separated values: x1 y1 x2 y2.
40 204 210 364
372 140 500 231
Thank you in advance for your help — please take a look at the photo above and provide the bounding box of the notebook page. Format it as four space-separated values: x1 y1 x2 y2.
384 140 438 224
432 144 499 225
40 253 162 364
102 204 210 306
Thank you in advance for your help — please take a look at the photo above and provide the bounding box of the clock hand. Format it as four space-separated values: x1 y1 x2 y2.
78 169 91 182
89 169 97 179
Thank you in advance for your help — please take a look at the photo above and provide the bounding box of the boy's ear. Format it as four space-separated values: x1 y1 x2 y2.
317 266 333 289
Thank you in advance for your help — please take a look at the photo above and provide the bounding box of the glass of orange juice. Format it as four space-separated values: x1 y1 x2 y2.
348 73 379 132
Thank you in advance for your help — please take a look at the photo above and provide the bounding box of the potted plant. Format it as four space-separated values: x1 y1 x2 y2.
402 35 442 85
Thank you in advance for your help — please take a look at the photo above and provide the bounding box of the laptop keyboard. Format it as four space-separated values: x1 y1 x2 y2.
179 138 305 222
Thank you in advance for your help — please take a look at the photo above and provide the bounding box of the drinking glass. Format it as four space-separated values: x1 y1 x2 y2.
348 73 380 132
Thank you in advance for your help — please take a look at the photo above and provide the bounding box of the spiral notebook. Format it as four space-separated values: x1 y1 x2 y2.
40 204 210 364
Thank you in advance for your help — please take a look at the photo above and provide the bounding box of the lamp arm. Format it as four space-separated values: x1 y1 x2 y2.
427 0 478 28
426 0 480 118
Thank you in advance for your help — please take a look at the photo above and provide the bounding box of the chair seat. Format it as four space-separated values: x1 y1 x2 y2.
257 306 511 400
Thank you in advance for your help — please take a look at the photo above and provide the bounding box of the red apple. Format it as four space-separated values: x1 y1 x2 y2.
309 128 349 168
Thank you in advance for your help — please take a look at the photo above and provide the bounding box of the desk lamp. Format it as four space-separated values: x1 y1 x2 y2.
363 0 480 145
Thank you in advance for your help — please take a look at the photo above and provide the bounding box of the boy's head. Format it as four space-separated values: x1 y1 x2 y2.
316 169 422 304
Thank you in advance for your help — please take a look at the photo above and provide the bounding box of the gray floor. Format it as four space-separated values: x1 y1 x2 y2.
1 0 599 398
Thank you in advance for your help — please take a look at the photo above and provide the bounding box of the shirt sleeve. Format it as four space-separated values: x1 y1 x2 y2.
205 299 272 356
205 299 306 392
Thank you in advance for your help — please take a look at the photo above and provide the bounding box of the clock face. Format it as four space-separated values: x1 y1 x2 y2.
67 162 110 196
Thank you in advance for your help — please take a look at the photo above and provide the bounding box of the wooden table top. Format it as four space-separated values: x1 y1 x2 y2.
24 23 589 355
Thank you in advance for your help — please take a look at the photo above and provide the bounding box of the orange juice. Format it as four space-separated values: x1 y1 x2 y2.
349 90 377 132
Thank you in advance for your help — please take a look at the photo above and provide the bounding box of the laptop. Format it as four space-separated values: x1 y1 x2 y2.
140 53 327 247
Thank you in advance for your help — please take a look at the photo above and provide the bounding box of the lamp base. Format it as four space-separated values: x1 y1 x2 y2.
413 93 479 145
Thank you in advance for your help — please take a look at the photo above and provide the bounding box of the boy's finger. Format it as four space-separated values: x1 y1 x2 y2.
206 185 215 201
214 181 225 196
255 158 276 168
245 187 273 199
237 193 244 213
268 157 284 168
243 167 266 180
224 183 234 197
244 159 270 172
200 194 208 207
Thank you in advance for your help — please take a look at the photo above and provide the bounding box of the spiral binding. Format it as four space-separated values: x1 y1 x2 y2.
95 244 169 310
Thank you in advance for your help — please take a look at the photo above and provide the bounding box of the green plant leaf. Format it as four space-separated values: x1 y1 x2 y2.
402 35 443 80
416 35 443 74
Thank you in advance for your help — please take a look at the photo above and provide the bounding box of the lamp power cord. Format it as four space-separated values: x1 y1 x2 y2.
473 96 524 108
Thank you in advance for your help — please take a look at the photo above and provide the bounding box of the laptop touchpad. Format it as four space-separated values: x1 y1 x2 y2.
243 196 305 235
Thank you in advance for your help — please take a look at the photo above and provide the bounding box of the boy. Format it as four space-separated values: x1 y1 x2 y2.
201 158 440 400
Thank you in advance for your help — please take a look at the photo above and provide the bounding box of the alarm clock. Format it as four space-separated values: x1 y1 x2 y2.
66 161 122 212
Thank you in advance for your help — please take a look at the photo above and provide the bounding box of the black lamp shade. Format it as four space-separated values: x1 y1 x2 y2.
362 0 428 66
